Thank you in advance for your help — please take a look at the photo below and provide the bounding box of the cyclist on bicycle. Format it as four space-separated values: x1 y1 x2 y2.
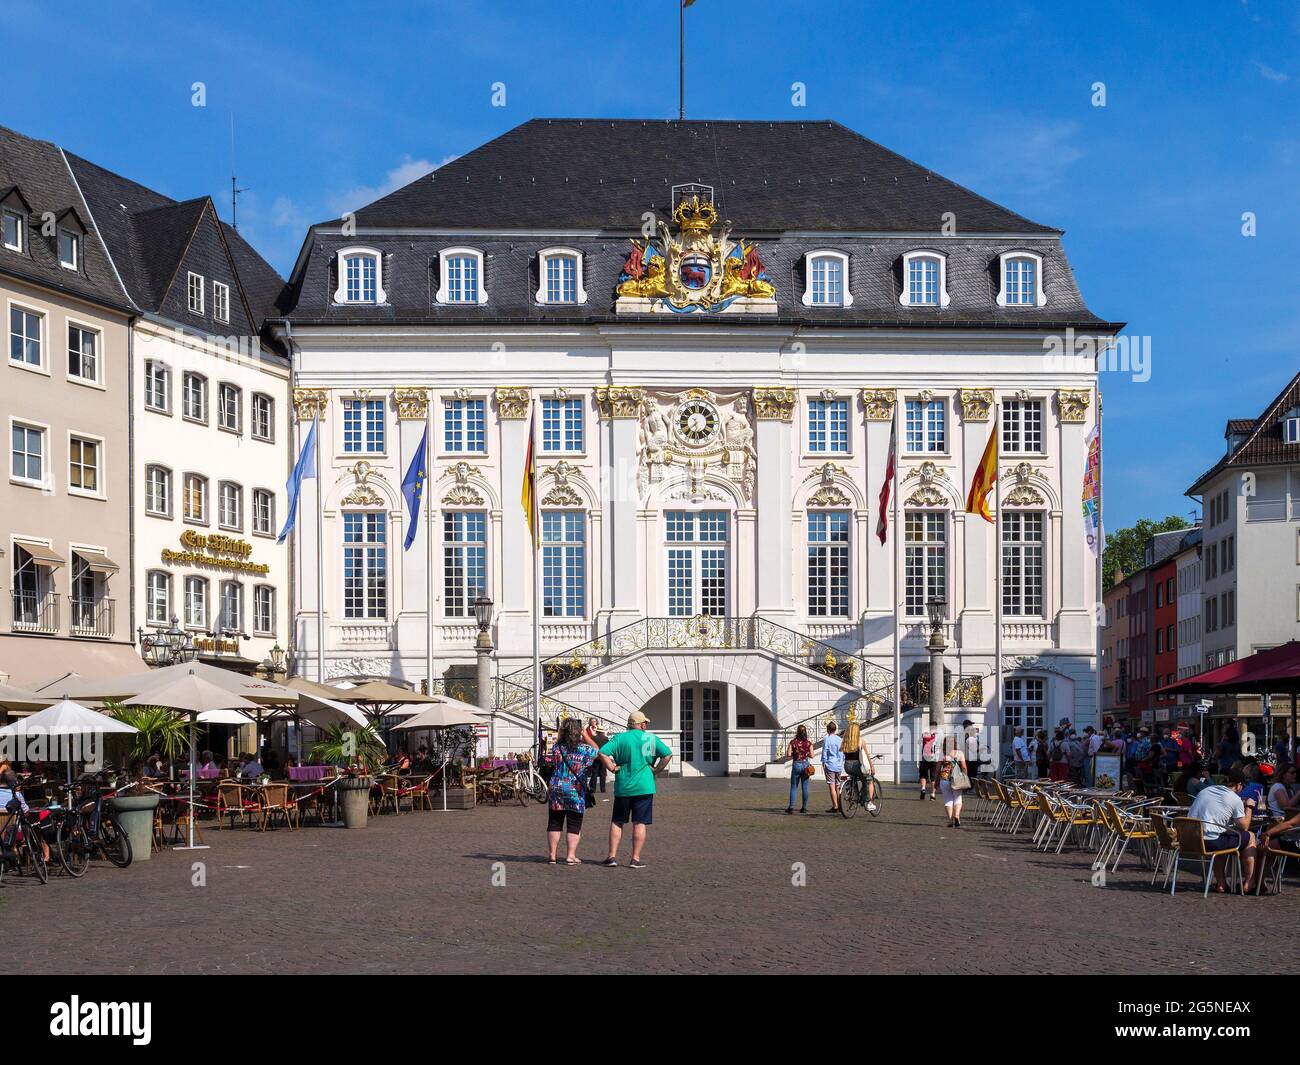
842 722 878 814
0 764 51 863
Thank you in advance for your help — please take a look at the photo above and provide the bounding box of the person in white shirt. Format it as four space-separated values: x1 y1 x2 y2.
1011 727 1030 779
239 753 264 781
1082 726 1103 786
1186 767 1258 893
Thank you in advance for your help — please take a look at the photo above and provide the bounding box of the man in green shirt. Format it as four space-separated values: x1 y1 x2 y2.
598 710 672 868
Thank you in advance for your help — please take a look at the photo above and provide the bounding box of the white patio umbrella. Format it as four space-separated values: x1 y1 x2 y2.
124 671 261 851
0 681 54 717
0 696 137 786
392 699 485 811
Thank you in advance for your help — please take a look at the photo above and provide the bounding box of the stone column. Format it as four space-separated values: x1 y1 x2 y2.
959 388 995 652
291 387 329 677
493 388 532 652
393 388 431 660
1056 387 1094 651
861 388 897 657
753 387 797 621
596 386 644 635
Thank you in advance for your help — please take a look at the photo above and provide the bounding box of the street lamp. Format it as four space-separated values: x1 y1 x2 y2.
138 615 197 667
268 643 286 674
926 595 947 729
472 594 494 714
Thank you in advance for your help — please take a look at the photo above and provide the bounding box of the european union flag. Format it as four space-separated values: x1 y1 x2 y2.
277 418 317 544
402 425 429 550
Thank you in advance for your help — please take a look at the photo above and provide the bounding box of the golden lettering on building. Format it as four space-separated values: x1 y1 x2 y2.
164 530 269 575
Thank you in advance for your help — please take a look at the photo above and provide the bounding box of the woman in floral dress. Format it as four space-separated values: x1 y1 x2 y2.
546 718 599 865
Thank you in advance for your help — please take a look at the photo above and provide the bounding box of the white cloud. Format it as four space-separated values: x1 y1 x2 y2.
331 154 458 214
1254 61 1289 83
270 195 309 229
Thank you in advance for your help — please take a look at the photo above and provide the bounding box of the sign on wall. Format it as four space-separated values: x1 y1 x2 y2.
161 530 270 575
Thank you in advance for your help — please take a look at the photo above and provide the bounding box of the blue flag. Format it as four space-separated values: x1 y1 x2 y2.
277 418 318 544
401 426 429 550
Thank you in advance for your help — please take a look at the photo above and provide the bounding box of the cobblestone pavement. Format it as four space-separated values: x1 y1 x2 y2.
4 778 1292 974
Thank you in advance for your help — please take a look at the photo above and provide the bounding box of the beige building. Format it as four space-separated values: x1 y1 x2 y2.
0 126 142 683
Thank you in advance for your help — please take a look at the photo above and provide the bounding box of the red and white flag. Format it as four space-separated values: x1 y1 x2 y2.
876 419 897 544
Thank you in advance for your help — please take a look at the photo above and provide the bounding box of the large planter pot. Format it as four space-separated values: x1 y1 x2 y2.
107 793 160 862
338 776 373 829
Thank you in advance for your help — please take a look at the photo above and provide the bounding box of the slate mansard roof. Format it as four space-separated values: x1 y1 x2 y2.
283 118 1122 331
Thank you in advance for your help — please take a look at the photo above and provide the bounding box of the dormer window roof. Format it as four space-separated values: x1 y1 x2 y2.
1282 407 1300 445
899 250 951 308
535 247 586 305
333 247 386 305
436 247 488 306
997 250 1047 308
801 250 852 308
0 187 31 253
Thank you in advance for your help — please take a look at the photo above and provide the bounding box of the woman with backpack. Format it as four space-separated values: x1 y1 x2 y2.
785 724 813 814
1048 729 1069 782
937 735 969 828
545 718 599 865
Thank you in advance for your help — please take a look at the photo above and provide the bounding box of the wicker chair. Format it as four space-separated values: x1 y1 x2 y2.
1171 816 1243 896
257 783 298 831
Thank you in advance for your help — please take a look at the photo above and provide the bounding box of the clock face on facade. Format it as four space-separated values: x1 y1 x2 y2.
676 399 719 446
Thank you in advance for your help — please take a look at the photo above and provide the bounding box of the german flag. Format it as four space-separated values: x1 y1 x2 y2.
521 407 537 545
965 422 998 523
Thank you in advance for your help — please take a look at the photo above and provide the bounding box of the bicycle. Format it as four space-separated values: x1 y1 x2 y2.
0 797 49 885
840 769 883 819
55 778 132 872
514 758 548 804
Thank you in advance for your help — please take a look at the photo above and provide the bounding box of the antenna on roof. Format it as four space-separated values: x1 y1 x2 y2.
679 0 697 120
229 113 249 231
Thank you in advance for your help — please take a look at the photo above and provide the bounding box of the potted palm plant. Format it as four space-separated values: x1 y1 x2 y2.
107 702 189 861
310 723 388 829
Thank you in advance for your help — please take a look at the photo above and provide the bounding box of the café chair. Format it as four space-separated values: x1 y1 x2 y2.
1171 816 1243 897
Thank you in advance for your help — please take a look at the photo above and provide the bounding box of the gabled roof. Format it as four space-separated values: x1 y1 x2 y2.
334 118 1061 234
0 125 132 313
1188 371 1300 495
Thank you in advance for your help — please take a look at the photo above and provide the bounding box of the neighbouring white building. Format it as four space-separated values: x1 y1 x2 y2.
69 153 292 673
275 119 1118 778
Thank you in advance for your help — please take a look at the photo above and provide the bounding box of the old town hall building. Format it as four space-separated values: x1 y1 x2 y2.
276 119 1119 778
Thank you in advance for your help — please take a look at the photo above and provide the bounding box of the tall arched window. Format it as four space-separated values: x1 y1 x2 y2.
344 511 388 619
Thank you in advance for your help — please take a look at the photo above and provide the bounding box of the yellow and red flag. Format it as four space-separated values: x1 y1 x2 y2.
965 422 998 523
521 407 537 545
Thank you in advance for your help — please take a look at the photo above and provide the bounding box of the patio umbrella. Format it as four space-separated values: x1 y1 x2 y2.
283 676 369 754
392 699 485 811
0 696 137 786
0 681 54 721
335 680 437 723
38 661 299 706
124 671 261 851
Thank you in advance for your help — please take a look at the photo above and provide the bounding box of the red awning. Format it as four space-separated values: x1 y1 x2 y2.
1151 641 1300 697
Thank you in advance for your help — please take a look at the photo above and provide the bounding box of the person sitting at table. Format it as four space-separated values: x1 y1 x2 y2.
1187 766 1258 894
1267 763 1299 817
392 749 411 773
238 752 263 781
412 745 431 772
1257 802 1300 892
1185 761 1214 797
198 750 220 774
1238 761 1266 810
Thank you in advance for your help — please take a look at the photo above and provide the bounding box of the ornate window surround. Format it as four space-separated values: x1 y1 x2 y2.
996 249 1048 308
899 249 951 308
333 247 386 305
436 247 489 306
801 249 853 308
534 247 587 305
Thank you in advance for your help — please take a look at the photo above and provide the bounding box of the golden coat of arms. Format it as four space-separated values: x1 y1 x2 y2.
616 196 775 313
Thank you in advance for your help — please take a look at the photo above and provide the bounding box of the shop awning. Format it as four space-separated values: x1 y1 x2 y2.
74 549 120 574
13 539 66 568
0 636 146 688
1151 641 1300 697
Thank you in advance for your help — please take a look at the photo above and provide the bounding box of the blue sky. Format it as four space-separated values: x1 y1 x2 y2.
4 0 1297 533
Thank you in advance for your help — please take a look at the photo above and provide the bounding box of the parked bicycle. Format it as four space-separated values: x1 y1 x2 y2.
514 756 548 804
53 777 132 875
0 796 49 885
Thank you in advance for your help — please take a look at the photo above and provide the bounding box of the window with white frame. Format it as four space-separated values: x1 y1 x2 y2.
212 280 230 323
998 252 1045 307
541 397 583 453
803 251 851 307
666 510 728 617
541 511 586 617
1003 677 1046 732
1001 398 1045 453
807 397 849 453
218 383 241 432
343 513 387 620
67 324 99 383
183 473 208 523
182 372 207 422
187 272 205 314
10 422 45 484
147 571 171 625
145 465 171 516
1002 511 1045 616
904 511 947 616
905 397 946 453
2 208 23 252
252 488 274 535
57 228 79 270
342 398 385 453
333 249 385 304
69 436 100 494
807 510 850 617
184 576 208 629
218 481 242 530
252 393 274 442
253 585 275 635
900 251 949 307
442 511 486 618
1283 410 1300 444
9 306 42 367
218 580 242 631
443 398 485 453
144 361 170 412
437 248 485 305
536 249 584 305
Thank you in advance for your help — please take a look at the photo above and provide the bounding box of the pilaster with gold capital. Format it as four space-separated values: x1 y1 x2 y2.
495 386 531 419
751 387 797 422
595 385 645 419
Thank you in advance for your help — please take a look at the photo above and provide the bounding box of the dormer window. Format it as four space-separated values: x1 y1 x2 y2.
536 248 585 305
57 228 79 270
213 281 230 323
187 272 205 314
333 248 386 305
2 209 22 252
900 251 950 308
802 250 852 308
437 248 487 305
997 251 1047 308
1283 409 1300 445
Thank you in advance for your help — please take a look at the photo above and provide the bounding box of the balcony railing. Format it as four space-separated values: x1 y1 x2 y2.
70 596 115 638
12 591 60 634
